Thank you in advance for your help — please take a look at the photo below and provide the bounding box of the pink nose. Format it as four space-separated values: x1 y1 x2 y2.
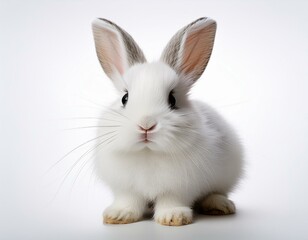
139 123 157 132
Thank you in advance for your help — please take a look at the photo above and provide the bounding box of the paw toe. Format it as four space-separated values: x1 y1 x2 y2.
155 207 193 226
103 208 140 224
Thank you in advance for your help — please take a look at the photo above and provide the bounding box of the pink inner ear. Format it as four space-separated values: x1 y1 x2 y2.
95 27 125 76
180 25 215 79
108 37 125 75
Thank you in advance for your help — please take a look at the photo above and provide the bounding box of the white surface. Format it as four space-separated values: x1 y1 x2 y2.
1 0 308 239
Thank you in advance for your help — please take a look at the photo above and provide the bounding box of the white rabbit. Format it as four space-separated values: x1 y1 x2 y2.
92 17 243 226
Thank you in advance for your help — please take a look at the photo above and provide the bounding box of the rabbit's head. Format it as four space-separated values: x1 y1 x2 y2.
92 17 216 153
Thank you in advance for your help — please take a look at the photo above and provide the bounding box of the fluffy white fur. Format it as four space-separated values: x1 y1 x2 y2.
92 17 243 226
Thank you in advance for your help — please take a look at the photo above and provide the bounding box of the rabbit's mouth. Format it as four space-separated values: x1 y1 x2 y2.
140 132 153 143
138 122 157 144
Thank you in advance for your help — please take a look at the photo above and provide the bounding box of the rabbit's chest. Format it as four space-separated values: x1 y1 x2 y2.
100 152 209 199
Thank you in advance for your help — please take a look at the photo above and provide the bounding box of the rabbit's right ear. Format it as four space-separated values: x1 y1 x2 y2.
92 18 146 90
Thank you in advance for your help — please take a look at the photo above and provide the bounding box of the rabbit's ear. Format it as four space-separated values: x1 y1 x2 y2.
161 17 216 84
92 18 146 90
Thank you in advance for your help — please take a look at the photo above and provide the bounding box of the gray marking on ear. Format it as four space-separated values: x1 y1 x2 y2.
98 18 146 66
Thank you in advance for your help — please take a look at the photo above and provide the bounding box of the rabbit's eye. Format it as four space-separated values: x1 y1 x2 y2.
168 91 176 109
122 92 128 106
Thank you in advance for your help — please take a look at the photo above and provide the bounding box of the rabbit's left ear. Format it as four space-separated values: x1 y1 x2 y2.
161 17 216 83
92 18 146 90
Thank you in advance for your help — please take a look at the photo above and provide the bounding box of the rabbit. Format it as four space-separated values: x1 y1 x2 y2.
91 17 243 226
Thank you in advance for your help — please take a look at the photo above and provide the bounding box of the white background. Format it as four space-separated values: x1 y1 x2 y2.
1 0 308 239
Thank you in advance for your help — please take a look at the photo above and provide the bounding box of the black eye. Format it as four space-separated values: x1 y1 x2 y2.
122 92 128 106
168 91 176 109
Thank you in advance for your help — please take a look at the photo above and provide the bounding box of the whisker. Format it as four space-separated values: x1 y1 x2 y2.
51 133 117 202
70 134 117 192
86 161 96 202
170 136 205 174
166 145 190 191
80 96 105 108
70 98 131 122
172 135 215 187
217 100 249 109
43 131 116 176
177 112 201 117
62 125 121 131
104 108 130 121
60 117 123 123
71 157 94 193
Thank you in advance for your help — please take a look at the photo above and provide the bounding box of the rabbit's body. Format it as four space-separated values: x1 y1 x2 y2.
96 105 242 203
92 18 243 226
96 95 242 204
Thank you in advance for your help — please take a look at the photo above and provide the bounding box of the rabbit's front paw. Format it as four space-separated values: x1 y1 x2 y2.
155 207 193 226
103 206 141 224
